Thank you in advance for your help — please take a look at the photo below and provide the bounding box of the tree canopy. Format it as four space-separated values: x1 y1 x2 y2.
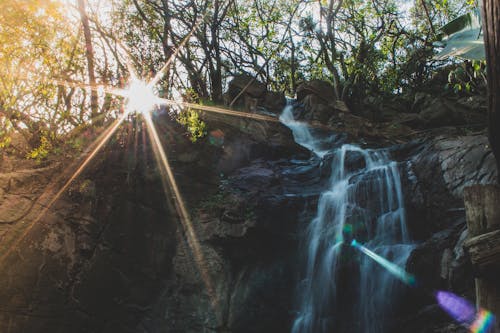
0 0 481 156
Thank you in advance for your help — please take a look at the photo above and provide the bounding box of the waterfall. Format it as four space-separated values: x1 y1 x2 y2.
281 104 414 333
279 105 329 158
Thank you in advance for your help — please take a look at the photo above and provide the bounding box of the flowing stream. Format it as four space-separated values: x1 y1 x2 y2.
280 104 414 333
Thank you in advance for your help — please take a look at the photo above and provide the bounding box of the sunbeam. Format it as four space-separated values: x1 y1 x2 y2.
3 7 276 310
142 112 216 303
51 78 128 97
158 98 279 122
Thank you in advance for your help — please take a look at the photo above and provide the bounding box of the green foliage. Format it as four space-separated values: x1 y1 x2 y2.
198 190 256 223
0 0 91 153
0 119 13 151
199 192 227 212
446 60 486 94
26 136 52 161
177 109 207 143
2 0 487 154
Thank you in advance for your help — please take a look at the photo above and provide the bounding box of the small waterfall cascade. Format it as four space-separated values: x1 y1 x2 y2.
279 105 330 158
280 105 414 333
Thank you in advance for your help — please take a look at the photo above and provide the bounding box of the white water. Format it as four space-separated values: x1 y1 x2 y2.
281 105 414 333
279 105 330 158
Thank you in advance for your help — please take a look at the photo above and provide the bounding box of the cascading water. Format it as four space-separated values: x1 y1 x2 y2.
280 105 330 158
281 104 414 333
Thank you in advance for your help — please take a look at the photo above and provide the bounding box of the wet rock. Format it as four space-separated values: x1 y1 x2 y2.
399 223 474 333
393 304 469 333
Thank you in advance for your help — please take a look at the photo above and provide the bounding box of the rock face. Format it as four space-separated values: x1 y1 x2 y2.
396 132 497 239
0 111 315 333
389 131 497 332
410 94 486 129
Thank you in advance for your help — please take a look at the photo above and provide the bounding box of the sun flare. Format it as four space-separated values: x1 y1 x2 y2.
124 78 159 115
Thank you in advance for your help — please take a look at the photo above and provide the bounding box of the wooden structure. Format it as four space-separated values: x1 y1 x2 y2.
464 185 500 331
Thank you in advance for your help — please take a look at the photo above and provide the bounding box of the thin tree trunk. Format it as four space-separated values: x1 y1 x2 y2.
482 0 500 179
420 0 435 35
161 0 172 94
289 29 297 93
77 0 99 125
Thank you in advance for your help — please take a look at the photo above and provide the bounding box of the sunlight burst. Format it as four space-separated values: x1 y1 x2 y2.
4 12 279 312
125 78 159 115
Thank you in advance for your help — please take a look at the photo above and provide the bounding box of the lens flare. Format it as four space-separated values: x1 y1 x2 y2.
470 309 495 333
351 239 416 286
142 112 216 304
435 290 476 323
435 291 496 333
125 78 158 115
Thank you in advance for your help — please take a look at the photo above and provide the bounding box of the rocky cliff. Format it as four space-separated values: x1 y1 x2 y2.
0 104 496 332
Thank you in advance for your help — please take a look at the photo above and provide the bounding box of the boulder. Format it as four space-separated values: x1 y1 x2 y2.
261 91 287 113
418 97 467 127
302 94 336 123
396 113 426 128
296 80 336 102
227 74 267 99
412 92 431 112
225 75 287 114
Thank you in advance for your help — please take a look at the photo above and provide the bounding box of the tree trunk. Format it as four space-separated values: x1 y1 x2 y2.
209 0 223 103
161 0 172 94
482 0 500 178
77 0 99 125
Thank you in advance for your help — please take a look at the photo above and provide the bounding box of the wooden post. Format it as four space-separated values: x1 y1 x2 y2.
463 185 500 331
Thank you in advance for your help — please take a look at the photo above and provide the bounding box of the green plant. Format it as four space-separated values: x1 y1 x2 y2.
446 60 486 94
26 136 52 161
177 109 207 143
0 128 11 150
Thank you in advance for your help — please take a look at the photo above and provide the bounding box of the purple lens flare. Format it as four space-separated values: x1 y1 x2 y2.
435 291 496 333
